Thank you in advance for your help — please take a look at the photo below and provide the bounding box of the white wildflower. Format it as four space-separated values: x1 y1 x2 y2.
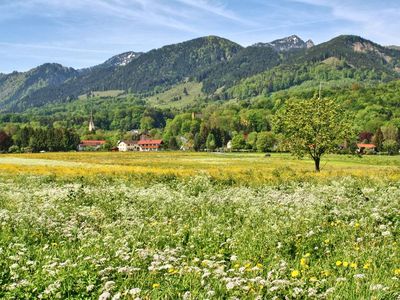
129 288 141 296
98 291 111 300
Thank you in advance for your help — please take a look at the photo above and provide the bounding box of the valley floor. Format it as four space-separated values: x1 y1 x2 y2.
0 152 399 184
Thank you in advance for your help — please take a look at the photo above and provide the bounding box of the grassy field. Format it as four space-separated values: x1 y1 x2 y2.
146 82 204 109
0 152 399 184
0 153 399 299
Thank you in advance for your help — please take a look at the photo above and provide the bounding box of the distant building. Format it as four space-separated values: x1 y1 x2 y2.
357 143 377 154
118 140 141 152
130 129 140 135
137 139 163 151
226 140 232 151
78 140 106 151
191 112 203 120
88 110 95 132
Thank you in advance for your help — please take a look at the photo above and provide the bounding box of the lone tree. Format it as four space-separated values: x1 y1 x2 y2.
275 97 353 172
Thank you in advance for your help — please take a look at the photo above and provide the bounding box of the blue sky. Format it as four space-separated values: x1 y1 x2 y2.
1 0 399 73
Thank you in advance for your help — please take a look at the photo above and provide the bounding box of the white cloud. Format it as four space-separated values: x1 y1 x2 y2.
290 0 400 45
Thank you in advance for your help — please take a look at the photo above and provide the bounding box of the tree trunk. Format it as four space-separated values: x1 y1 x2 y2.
314 157 320 172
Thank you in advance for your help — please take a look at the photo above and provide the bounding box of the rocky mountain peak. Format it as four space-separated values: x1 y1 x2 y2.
103 51 143 67
252 35 314 51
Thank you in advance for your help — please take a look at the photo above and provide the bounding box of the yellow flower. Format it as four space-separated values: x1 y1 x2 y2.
324 239 330 244
343 261 349 267
336 260 342 266
256 263 263 269
245 263 252 269
234 263 240 269
152 283 160 288
322 270 331 277
350 262 357 269
354 223 360 228
304 253 311 257
394 269 400 276
291 270 300 278
363 263 370 270
300 258 306 265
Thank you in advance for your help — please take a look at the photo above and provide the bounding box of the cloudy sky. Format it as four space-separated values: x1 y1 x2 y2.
1 0 399 73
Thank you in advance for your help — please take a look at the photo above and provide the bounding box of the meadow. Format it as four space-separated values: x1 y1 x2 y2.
0 152 399 299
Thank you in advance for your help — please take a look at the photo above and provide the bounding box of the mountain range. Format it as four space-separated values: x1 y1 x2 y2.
1 34 399 113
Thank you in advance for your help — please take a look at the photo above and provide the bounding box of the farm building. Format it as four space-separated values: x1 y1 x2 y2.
117 140 141 152
137 139 163 151
78 140 106 151
117 139 163 151
357 143 377 154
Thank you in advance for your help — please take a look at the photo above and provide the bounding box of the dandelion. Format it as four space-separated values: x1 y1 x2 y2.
291 270 300 278
152 283 160 289
394 269 400 276
336 260 342 266
300 258 307 267
350 263 357 269
363 263 370 270
343 261 349 267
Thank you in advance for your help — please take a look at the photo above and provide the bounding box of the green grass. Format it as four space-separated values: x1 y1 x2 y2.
0 153 399 299
146 82 205 109
78 90 125 99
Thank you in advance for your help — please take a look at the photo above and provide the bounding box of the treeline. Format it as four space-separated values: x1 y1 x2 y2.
0 126 80 153
226 61 392 100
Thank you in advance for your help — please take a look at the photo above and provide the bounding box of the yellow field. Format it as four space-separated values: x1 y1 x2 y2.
0 152 399 184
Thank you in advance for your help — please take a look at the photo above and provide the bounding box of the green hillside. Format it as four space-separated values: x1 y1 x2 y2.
146 82 205 109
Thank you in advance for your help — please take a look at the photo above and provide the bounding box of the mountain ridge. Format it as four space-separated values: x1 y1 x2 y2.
1 34 400 112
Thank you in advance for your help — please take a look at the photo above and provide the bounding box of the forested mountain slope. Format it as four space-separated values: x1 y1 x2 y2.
1 34 400 113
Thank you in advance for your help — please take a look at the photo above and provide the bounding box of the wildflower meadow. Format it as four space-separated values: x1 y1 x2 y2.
0 153 399 299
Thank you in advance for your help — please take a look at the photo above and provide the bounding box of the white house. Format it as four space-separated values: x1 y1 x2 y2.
117 140 141 152
226 140 232 151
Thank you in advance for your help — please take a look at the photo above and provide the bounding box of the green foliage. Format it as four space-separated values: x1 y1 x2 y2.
383 139 399 155
0 175 399 298
231 134 246 150
275 97 354 171
206 133 216 151
3 125 80 152
256 131 277 152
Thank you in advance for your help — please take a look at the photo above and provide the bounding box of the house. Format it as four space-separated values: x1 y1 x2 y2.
357 143 377 154
226 141 232 151
137 139 163 151
78 140 106 151
117 140 141 152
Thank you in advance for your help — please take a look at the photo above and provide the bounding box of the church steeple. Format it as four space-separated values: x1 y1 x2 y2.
89 109 95 132
88 91 95 132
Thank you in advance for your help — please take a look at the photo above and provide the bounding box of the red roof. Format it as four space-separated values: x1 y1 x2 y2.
80 140 106 146
137 139 163 145
357 143 376 149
